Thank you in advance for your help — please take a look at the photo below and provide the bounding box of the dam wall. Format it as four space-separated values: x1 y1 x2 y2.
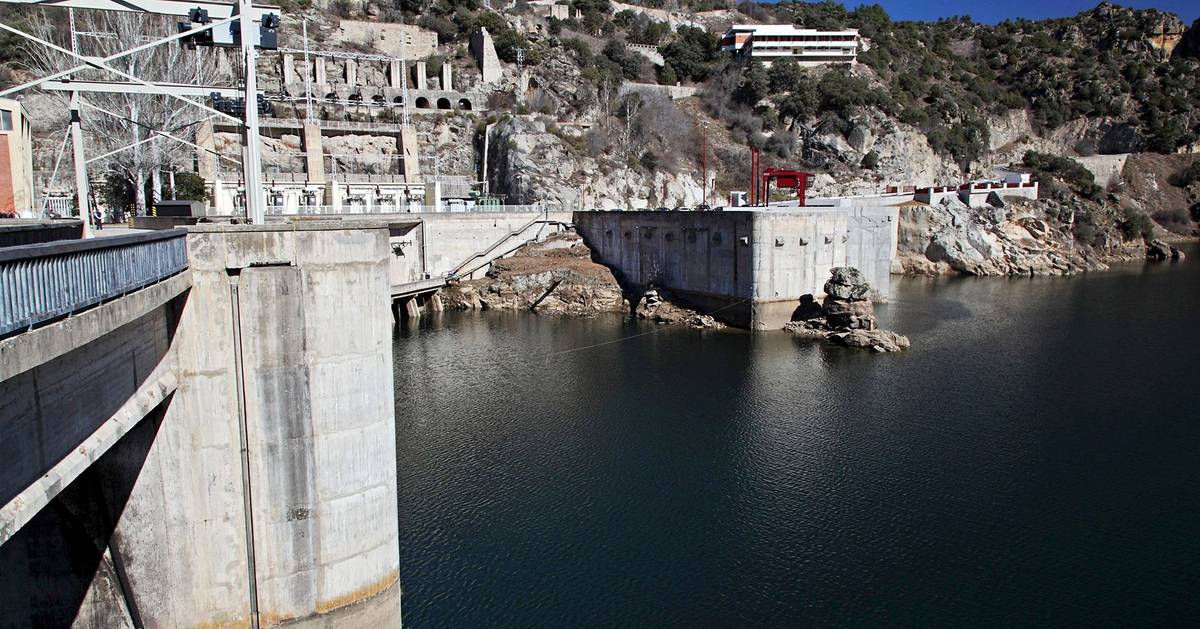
1 223 402 628
574 210 859 328
416 211 573 278
165 222 401 626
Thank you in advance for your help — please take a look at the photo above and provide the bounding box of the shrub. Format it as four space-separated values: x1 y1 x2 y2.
1120 207 1155 240
164 172 210 203
1022 151 1102 200
1152 207 1192 234
1167 161 1200 188
657 63 678 86
639 150 659 172
861 150 880 170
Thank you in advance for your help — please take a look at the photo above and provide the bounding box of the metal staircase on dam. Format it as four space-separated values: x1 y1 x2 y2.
444 215 572 281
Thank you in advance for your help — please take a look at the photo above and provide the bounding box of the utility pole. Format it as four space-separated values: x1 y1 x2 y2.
239 0 265 224
70 92 91 238
68 9 91 237
700 123 707 206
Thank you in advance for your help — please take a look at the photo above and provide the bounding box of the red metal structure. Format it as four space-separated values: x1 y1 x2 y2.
748 147 812 206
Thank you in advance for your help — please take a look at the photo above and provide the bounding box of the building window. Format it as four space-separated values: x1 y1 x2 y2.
0 110 11 131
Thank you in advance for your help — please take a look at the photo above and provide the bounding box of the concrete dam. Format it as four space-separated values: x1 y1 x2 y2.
0 203 898 627
574 205 899 329
1 223 402 627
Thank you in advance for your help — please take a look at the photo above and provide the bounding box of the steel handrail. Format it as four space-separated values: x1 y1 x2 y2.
0 229 188 337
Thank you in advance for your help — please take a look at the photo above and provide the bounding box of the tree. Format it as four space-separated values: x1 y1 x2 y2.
767 59 803 93
618 93 644 155
777 82 817 126
660 26 719 83
24 10 223 215
163 171 210 202
734 61 769 105
657 63 678 86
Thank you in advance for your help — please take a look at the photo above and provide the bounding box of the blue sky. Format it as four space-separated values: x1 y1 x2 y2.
821 1 1200 25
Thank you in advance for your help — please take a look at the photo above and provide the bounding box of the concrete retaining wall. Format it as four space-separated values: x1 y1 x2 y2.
0 296 179 510
1 223 401 627
575 209 892 328
417 211 572 278
0 279 186 627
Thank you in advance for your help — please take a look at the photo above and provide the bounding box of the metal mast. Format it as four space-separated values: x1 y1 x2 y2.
238 0 265 224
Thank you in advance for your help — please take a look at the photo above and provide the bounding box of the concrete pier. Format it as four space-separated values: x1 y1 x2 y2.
0 223 402 627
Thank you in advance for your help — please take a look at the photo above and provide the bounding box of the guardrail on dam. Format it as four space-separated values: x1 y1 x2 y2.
0 229 188 336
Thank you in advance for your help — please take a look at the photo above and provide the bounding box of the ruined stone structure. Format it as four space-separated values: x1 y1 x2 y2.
196 119 425 214
470 28 503 85
275 52 487 113
332 20 439 59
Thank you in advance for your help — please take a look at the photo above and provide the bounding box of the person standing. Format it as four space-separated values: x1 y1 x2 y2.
91 207 103 231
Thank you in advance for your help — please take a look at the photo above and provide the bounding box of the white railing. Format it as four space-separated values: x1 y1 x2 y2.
261 204 547 216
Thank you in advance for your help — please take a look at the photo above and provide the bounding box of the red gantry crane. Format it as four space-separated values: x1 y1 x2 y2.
749 147 813 207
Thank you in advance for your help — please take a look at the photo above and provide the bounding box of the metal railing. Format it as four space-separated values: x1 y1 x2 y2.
0 229 188 337
260 204 548 216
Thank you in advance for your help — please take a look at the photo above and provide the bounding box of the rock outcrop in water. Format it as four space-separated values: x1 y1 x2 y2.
1146 239 1187 261
633 288 725 330
441 232 627 315
442 232 726 328
784 267 911 353
898 196 1112 277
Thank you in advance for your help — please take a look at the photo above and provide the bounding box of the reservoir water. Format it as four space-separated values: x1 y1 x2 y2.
394 248 1199 627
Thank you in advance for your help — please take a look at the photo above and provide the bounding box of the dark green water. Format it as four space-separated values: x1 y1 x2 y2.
395 248 1199 628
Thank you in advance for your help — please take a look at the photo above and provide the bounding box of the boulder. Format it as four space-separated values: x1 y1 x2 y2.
823 266 872 301
828 329 912 353
1146 239 1174 261
822 299 876 330
782 321 827 340
784 267 908 352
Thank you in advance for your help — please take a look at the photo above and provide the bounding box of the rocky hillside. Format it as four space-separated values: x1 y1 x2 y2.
2 1 1196 275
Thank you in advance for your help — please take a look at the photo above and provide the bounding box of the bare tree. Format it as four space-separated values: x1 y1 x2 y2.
22 9 227 215
619 93 643 157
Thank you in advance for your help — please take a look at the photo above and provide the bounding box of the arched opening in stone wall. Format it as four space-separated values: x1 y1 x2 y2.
436 97 451 110
457 99 472 111
415 97 430 109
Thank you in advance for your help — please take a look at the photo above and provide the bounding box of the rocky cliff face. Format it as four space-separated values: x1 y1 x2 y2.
488 116 706 209
804 111 964 197
1176 19 1200 59
897 197 1114 276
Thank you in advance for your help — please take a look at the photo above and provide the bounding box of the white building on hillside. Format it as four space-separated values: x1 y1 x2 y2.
720 25 859 66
